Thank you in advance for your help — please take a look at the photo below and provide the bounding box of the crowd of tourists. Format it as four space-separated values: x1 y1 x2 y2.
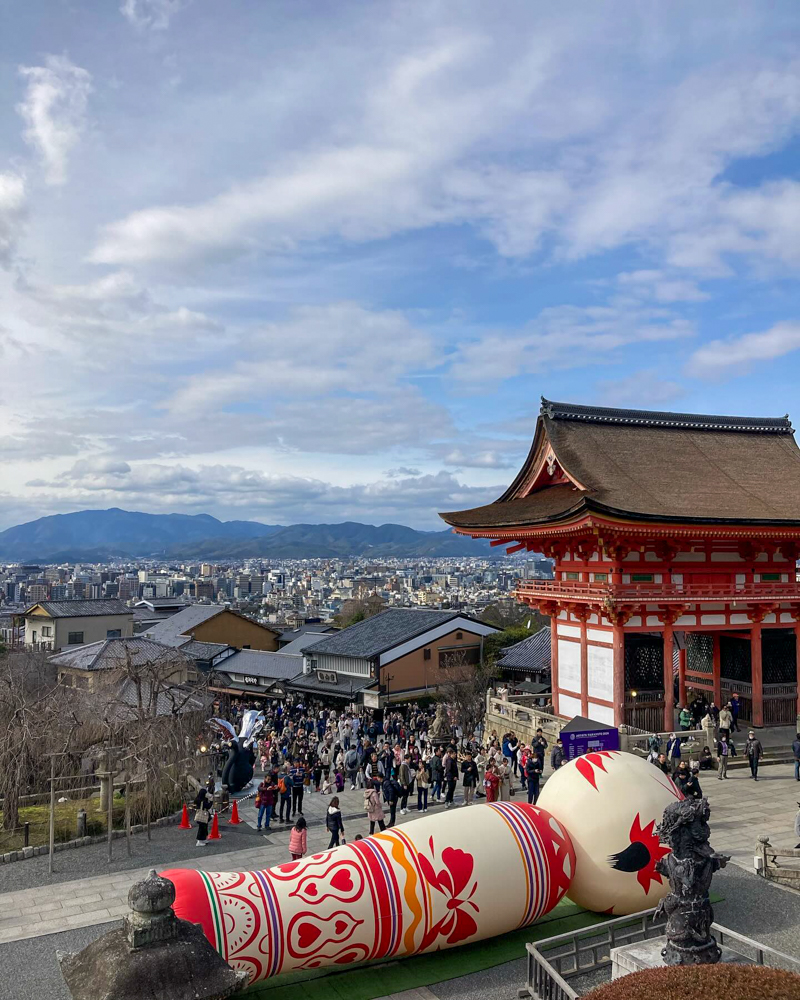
195 696 567 849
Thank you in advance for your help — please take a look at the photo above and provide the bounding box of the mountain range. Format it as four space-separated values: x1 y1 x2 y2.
0 508 495 562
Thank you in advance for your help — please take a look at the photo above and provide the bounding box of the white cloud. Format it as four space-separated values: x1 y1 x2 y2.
686 321 800 378
17 55 92 186
617 270 709 303
0 173 26 266
120 0 189 31
450 302 694 384
23 461 499 528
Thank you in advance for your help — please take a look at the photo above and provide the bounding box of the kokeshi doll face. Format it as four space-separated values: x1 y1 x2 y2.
162 801 575 983
537 751 681 915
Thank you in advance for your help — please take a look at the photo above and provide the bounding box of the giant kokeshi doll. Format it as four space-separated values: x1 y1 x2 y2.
163 802 575 983
538 750 681 915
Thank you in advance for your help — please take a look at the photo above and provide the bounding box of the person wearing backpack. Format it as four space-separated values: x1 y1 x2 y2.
277 769 292 823
345 746 359 789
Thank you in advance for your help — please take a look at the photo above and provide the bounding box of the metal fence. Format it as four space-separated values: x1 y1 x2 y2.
523 908 800 999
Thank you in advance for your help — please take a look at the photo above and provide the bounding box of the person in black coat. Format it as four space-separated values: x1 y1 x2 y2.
673 762 702 799
194 787 212 846
325 796 345 848
382 771 400 828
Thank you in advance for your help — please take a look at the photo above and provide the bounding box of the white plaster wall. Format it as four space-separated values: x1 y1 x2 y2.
587 645 613 702
558 639 581 694
587 628 611 643
587 702 615 726
557 624 581 639
559 693 582 718
700 615 726 625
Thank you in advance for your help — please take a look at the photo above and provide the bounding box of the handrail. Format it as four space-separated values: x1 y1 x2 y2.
515 579 800 601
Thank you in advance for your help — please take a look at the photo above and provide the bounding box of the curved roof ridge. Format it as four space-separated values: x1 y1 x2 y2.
540 397 792 434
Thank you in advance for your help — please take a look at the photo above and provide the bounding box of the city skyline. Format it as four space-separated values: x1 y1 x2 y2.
2 3 800 530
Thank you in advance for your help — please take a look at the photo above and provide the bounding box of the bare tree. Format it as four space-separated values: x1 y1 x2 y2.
0 650 78 830
436 650 497 747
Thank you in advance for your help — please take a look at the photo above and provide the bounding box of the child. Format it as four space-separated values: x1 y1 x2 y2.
326 795 345 848
334 768 345 793
288 816 307 860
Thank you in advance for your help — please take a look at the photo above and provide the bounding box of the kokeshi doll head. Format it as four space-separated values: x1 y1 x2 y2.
538 750 681 915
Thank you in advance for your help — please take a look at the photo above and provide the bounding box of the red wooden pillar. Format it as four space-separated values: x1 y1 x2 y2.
663 624 674 732
612 624 625 728
795 623 800 728
712 633 722 707
580 618 589 717
751 623 763 728
678 648 687 707
550 619 559 717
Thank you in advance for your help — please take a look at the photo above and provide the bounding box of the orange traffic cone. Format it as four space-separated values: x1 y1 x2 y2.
208 811 221 840
179 804 192 830
229 800 241 825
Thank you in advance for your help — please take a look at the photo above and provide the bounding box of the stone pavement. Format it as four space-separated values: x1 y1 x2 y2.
0 759 796 949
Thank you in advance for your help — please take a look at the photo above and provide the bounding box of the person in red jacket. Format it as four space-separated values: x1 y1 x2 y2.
483 763 500 803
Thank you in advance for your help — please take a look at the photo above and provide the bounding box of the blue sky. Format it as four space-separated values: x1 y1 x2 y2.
1 1 800 530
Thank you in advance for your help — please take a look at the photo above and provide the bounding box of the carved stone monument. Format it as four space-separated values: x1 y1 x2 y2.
655 797 730 965
429 702 452 745
58 869 248 999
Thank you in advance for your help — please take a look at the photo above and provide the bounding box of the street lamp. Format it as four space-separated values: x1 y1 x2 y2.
630 690 638 730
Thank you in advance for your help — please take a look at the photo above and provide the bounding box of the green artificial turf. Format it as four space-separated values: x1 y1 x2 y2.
242 891 726 1000
242 899 605 1000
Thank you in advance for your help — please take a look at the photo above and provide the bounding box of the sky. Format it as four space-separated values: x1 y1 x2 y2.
1 1 800 531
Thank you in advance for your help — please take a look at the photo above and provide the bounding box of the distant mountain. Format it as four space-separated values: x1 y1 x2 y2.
0 509 493 561
182 522 493 559
0 508 281 561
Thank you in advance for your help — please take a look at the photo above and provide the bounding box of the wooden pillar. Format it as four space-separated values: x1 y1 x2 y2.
751 623 763 728
550 619 559 717
678 648 687 707
579 618 589 717
712 633 722 707
794 623 800 731
612 624 625 728
663 624 674 732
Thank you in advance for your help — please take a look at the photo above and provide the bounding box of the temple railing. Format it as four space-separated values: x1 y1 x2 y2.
515 579 800 603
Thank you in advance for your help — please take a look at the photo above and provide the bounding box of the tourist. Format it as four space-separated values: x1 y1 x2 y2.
364 779 386 834
678 705 692 732
430 747 444 801
525 747 543 804
745 731 764 780
320 772 334 795
665 733 682 772
382 770 400 828
506 732 520 775
194 787 211 847
289 816 307 860
674 761 702 799
550 738 565 771
326 796 346 848
730 693 741 732
345 744 360 789
398 754 412 815
474 746 487 797
654 753 672 775
792 733 800 782
498 757 512 801
718 704 733 739
255 776 275 831
707 702 720 725
289 759 306 816
483 762 500 803
647 733 662 763
416 761 430 812
443 748 458 808
461 751 479 805
699 746 715 771
364 751 384 783
277 768 292 822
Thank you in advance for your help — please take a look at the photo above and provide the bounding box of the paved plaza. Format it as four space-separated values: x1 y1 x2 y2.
0 755 797 946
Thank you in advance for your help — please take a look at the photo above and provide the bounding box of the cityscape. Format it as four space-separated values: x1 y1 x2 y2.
2 2 800 1000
